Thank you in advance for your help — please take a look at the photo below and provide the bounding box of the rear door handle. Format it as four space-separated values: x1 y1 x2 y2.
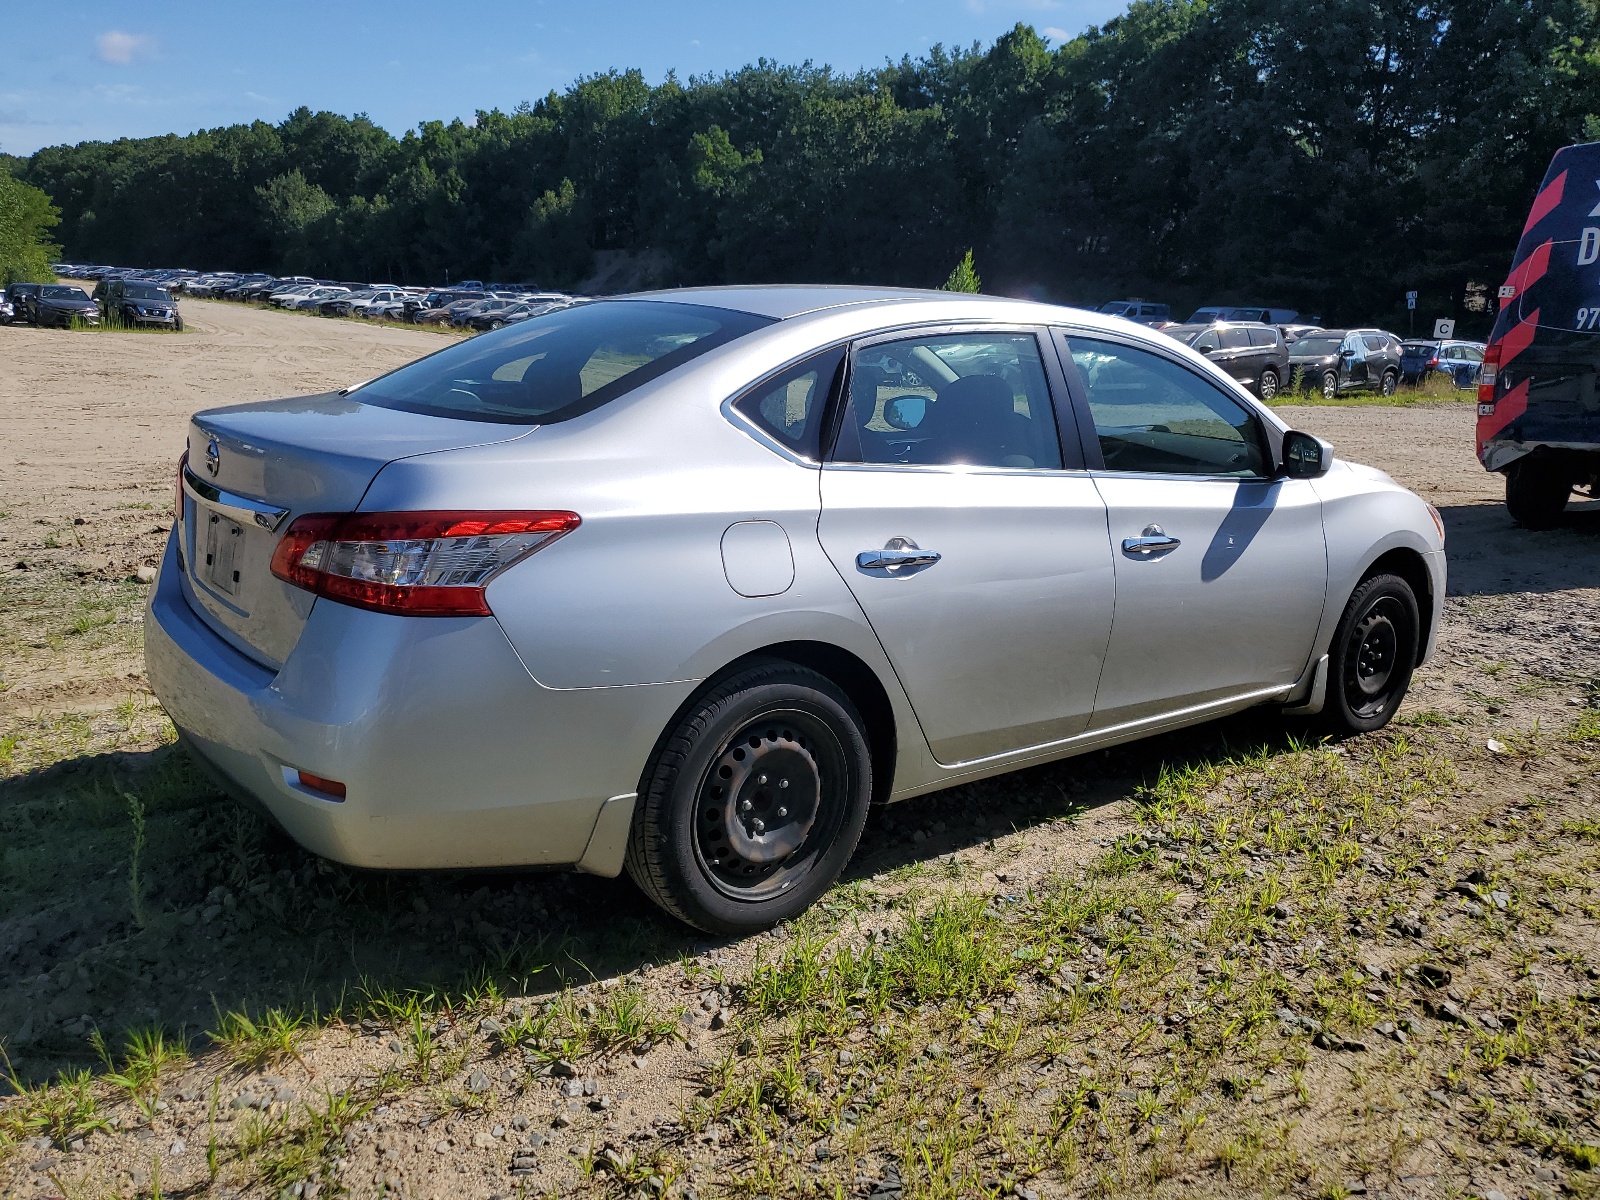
857 537 941 573
1121 524 1181 556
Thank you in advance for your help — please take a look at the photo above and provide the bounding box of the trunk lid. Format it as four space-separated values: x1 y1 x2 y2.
181 392 532 668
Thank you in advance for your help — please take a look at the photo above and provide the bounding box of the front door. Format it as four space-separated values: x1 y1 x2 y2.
819 328 1116 766
1054 332 1328 727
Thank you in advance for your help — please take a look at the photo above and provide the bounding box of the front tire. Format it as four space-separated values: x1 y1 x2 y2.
1504 457 1571 529
1379 369 1398 397
1256 368 1280 402
1320 369 1339 401
1317 573 1419 736
625 661 872 934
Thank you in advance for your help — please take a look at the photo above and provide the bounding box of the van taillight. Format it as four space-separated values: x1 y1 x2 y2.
1477 344 1501 404
269 510 580 616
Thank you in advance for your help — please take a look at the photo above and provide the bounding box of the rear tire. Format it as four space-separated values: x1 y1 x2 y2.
625 661 872 935
1316 573 1419 737
1380 369 1398 397
1504 457 1571 529
1256 368 1280 402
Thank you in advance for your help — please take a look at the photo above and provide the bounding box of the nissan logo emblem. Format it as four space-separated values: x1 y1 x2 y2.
205 436 220 478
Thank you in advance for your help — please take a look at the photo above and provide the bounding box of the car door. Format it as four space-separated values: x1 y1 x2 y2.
1342 334 1369 388
1053 332 1328 728
818 326 1117 766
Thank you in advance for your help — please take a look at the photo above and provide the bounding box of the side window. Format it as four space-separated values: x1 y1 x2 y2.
732 346 845 459
1362 335 1384 352
831 332 1062 469
1220 327 1250 350
1062 337 1269 478
1460 346 1483 363
1191 329 1220 353
1246 327 1276 348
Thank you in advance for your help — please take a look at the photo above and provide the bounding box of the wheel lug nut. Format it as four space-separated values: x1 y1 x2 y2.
757 774 768 785
779 779 789 789
752 818 765 833
740 799 752 813
777 807 788 818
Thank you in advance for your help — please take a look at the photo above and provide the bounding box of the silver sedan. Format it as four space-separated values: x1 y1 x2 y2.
146 288 1446 933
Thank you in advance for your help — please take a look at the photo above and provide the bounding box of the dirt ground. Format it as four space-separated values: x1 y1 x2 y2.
1 301 1597 1200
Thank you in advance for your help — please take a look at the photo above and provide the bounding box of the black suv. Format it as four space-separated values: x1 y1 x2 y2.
1161 321 1290 400
1289 329 1404 399
96 278 182 329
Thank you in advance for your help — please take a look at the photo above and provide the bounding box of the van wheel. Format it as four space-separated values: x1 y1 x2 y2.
1505 457 1571 529
1320 370 1339 401
1317 573 1419 736
1380 369 1398 397
1256 368 1280 402
626 661 872 934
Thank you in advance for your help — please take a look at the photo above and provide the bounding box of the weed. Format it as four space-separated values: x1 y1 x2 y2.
126 790 148 927
209 1006 309 1072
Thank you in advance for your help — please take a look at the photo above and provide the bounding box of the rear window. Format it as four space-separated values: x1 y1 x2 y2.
358 300 773 424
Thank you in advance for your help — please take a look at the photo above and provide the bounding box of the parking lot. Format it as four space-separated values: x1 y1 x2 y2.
2 296 1598 1199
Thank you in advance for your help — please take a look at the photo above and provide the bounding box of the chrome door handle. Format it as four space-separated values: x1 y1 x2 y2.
1121 525 1181 556
857 537 941 573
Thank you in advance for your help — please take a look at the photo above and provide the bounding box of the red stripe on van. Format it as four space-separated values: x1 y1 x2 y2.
1498 309 1540 368
1522 169 1567 235
1512 238 1553 295
1476 378 1531 451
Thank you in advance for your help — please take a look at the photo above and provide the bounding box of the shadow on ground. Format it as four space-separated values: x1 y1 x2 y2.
1439 498 1600 596
0 709 1305 1088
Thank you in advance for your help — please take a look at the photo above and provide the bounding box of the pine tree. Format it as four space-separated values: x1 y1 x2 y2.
942 249 981 293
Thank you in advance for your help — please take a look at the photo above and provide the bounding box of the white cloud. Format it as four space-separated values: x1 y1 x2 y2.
1043 26 1070 39
963 0 1062 12
95 31 155 66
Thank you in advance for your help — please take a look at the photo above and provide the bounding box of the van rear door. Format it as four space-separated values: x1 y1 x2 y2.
1480 141 1600 467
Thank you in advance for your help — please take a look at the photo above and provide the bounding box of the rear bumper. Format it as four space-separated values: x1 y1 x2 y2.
144 532 692 873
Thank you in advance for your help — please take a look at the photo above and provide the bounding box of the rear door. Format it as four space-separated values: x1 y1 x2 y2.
818 326 1116 766
1053 331 1327 727
1343 334 1369 387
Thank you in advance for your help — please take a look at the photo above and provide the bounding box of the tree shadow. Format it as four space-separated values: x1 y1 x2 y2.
0 707 1305 1088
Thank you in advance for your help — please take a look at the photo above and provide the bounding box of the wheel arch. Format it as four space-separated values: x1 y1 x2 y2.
642 640 899 806
1361 546 1435 660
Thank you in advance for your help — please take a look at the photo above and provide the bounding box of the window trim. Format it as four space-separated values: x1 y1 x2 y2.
1048 327 1285 481
822 322 1087 472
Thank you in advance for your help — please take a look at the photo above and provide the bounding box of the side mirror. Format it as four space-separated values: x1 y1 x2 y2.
1198 344 1217 355
883 395 926 431
1281 430 1332 479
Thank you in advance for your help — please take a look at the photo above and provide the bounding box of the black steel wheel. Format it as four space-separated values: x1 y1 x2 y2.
626 660 872 934
1317 572 1419 736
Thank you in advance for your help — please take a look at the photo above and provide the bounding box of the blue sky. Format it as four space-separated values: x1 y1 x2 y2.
2 1 1129 157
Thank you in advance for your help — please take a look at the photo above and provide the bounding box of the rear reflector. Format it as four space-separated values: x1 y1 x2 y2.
1477 343 1501 404
296 771 347 799
270 510 579 616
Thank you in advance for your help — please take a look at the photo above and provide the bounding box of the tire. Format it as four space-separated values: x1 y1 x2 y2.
173 315 183 332
1504 457 1571 529
1379 369 1398 397
1256 368 1280 402
625 661 873 934
1320 370 1339 401
1316 572 1420 736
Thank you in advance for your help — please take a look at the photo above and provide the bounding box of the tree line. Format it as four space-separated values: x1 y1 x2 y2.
7 0 1600 330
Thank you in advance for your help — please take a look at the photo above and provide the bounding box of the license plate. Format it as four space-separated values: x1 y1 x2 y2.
202 509 245 595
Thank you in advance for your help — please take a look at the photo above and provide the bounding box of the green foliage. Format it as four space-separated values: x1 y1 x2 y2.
14 4 1600 319
0 168 59 285
942 249 981 293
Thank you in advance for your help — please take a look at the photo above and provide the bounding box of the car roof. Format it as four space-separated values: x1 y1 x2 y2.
615 284 1023 320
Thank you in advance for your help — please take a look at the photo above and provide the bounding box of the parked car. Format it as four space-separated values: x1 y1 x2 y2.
1479 138 1600 528
6 282 43 323
1281 323 1324 343
148 286 1445 934
30 285 100 328
0 291 12 324
98 278 183 329
1189 305 1300 325
1289 329 1403 399
1097 300 1171 326
1400 340 1484 388
463 298 569 331
1161 321 1289 400
415 293 490 325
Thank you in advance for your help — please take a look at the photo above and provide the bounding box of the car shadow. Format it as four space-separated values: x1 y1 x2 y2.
1437 498 1600 596
0 708 1304 1088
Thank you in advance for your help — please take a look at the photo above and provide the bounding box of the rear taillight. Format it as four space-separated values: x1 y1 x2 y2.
1478 344 1501 403
174 450 188 525
270 510 579 616
1427 355 1439 368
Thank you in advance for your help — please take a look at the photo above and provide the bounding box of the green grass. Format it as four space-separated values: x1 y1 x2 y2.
1272 367 1475 407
